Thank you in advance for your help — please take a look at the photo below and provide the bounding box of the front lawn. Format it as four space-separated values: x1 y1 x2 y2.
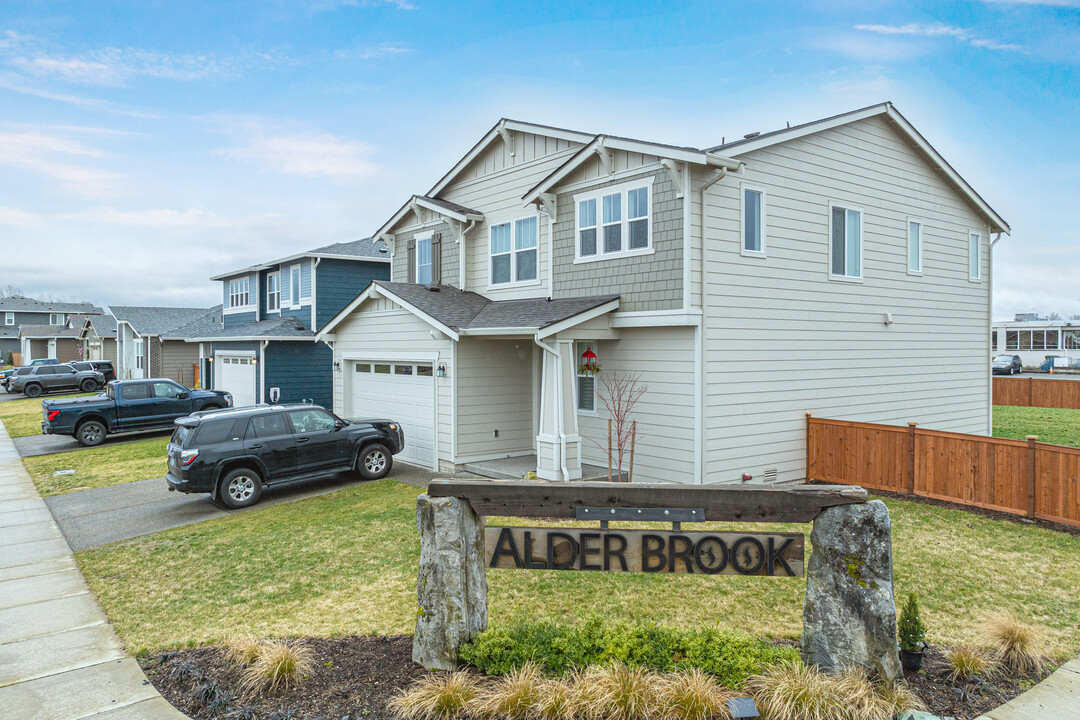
993 405 1080 447
25 436 170 496
76 479 1080 659
0 393 95 438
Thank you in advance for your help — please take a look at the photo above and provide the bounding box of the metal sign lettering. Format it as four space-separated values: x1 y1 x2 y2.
485 527 804 577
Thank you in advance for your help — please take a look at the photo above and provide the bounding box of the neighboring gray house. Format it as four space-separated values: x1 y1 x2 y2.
78 314 119 363
0 296 101 361
111 306 222 384
18 323 84 364
318 103 1009 483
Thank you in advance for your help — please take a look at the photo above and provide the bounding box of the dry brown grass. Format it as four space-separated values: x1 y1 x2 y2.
237 639 313 694
580 663 663 720
223 635 263 667
477 662 546 718
533 675 578 720
946 644 996 682
655 668 734 720
390 671 484 720
747 662 921 720
983 612 1045 674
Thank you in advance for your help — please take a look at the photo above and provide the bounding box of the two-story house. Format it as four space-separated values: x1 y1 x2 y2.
0 296 102 362
112 306 222 383
318 103 1009 483
190 239 391 408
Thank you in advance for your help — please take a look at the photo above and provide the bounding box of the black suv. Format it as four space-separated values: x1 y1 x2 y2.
70 361 116 385
166 404 405 508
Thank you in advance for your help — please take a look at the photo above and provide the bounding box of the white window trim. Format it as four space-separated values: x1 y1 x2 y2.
288 264 302 308
5 312 14 326
827 201 864 283
968 230 982 282
907 217 923 276
266 272 280 312
226 276 253 312
415 233 434 285
487 213 541 287
573 176 656 264
575 340 599 415
740 183 767 258
134 339 144 370
49 313 63 325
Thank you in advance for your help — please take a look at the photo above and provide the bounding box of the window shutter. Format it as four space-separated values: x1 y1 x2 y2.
431 232 442 285
407 239 416 283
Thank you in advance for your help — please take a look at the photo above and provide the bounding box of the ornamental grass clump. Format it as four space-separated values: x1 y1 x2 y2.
983 612 1045 674
655 668 734 720
238 639 313 694
477 662 546 718
946 644 995 682
582 663 663 720
534 675 578 720
224 635 263 668
747 662 920 720
390 671 484 720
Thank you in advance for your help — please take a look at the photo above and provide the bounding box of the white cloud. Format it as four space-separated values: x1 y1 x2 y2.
217 121 381 182
854 23 1023 52
0 130 121 198
333 43 411 60
0 204 283 230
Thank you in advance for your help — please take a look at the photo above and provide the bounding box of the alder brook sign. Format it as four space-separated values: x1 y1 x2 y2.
413 480 903 683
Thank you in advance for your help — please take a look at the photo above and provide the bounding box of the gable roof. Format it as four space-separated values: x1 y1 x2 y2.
83 313 118 338
0 296 101 314
705 102 1009 234
210 237 390 281
183 315 315 343
319 281 619 341
18 324 82 339
110 305 220 337
373 195 485 241
164 307 226 340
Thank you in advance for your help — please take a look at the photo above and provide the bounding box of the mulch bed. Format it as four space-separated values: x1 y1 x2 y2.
142 636 1050 720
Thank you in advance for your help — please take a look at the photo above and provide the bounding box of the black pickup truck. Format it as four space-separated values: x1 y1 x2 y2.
41 378 232 447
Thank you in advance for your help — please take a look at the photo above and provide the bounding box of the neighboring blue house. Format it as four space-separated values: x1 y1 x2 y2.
190 238 391 408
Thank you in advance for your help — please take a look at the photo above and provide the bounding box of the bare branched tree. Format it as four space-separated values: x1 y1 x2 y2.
586 370 647 482
1047 311 1063 321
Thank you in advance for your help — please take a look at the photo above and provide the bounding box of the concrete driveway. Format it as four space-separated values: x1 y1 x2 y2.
46 462 439 551
14 429 171 458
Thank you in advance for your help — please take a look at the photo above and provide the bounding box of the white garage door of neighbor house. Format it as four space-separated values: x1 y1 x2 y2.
350 361 434 469
216 355 256 408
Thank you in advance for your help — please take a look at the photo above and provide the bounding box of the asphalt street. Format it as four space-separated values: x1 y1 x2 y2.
45 461 440 551
13 429 171 458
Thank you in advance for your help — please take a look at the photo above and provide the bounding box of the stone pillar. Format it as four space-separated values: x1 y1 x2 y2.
801 500 902 682
413 494 488 670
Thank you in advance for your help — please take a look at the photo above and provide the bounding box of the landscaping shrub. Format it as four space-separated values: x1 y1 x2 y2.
656 668 733 720
390 671 484 720
583 663 662 720
746 662 921 720
477 662 546 718
238 639 313 694
983 612 1045 674
459 617 798 688
224 635 263 667
897 593 926 652
946 644 995 682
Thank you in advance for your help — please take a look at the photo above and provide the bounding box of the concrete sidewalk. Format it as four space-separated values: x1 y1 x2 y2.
0 420 187 720
976 655 1080 720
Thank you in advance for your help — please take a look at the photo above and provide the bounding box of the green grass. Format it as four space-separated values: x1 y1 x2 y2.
75 479 1080 659
24 437 169 496
0 393 95 438
993 405 1080 447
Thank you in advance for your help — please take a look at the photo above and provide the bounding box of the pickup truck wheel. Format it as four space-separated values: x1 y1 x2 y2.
76 420 106 447
357 443 393 480
23 384 42 398
219 468 263 509
79 379 97 393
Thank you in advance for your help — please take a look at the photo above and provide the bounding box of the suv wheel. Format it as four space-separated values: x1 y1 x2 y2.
357 443 393 480
23 384 42 398
79 379 97 393
219 468 263 509
77 420 107 447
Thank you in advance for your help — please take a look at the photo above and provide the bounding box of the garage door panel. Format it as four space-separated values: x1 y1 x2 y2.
215 355 256 408
350 361 434 468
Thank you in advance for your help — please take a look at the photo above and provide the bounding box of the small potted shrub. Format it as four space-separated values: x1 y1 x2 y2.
898 592 928 671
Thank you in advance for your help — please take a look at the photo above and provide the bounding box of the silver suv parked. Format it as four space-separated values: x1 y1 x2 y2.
10 364 104 398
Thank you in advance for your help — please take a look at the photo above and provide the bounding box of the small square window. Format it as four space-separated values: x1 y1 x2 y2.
374 364 391 374
416 364 433 377
394 364 414 375
356 363 371 373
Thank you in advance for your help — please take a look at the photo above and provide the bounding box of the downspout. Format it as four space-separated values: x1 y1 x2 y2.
259 340 268 404
459 220 476 290
312 258 321 331
989 229 1003 436
697 166 730 484
534 335 569 482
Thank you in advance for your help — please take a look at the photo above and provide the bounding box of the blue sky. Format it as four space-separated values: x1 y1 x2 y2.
0 0 1077 319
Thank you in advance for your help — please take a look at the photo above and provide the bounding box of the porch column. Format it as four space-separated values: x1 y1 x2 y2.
535 339 582 481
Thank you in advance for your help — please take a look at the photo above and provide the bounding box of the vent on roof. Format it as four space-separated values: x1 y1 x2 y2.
743 131 760 139
427 286 441 292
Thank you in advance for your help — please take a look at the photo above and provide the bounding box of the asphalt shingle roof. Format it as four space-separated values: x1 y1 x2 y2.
416 196 482 217
190 315 314 341
110 306 220 337
18 324 82 338
0 296 102 314
373 282 619 332
308 237 391 259
84 314 118 338
165 306 225 339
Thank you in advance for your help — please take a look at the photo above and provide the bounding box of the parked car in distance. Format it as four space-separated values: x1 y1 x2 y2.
166 403 404 508
70 360 116 386
11 363 104 397
1 358 59 391
992 354 1023 375
41 379 232 447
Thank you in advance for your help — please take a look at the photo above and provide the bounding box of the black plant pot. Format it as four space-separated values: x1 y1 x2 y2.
900 646 926 672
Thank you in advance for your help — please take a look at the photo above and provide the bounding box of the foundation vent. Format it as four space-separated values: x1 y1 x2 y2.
763 468 779 483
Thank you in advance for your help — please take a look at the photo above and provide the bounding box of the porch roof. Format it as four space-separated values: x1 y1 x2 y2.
184 315 315 343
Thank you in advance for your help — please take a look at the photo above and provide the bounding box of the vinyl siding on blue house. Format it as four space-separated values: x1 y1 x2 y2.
223 311 257 328
314 258 390 330
264 342 333 408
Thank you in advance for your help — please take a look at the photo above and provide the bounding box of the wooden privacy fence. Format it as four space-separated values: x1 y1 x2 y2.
806 414 1080 528
994 375 1080 409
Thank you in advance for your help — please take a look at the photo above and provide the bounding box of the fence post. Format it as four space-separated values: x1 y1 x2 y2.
805 412 813 480
1028 375 1034 407
1026 435 1038 518
907 422 918 494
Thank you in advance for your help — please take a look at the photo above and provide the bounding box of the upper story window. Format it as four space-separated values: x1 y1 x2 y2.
417 235 433 284
969 232 981 281
228 277 250 308
4 312 13 326
575 178 654 263
742 185 765 257
290 265 301 306
266 272 280 312
490 215 538 285
908 220 922 274
49 313 63 325
829 203 862 281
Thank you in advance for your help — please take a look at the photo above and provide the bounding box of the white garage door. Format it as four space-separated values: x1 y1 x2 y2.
215 355 256 408
350 361 434 469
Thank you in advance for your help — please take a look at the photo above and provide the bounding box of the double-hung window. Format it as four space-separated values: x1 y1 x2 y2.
135 339 144 370
49 313 63 325
290 265 301 306
266 272 280 312
742 186 765 256
228 278 250 308
829 203 862 280
575 179 653 261
908 220 922 274
489 215 539 285
416 235 433 284
4 313 12 326
969 232 981 281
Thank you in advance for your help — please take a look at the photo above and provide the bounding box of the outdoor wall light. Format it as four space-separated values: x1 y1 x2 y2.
436 364 446 377
333 361 341 370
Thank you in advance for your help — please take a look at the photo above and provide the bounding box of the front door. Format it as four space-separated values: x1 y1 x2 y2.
243 412 297 481
285 407 350 473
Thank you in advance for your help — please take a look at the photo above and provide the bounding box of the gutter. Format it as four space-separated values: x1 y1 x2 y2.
259 340 268 404
533 335 569 482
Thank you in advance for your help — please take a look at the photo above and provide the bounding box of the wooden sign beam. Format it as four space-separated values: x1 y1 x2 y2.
428 480 867 523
